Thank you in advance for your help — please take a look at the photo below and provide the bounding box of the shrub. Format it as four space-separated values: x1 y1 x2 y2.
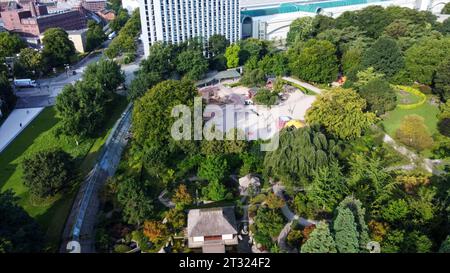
114 244 131 253
253 88 278 106
396 115 434 151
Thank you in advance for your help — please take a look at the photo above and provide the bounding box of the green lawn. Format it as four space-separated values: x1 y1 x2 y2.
0 95 128 251
381 99 440 137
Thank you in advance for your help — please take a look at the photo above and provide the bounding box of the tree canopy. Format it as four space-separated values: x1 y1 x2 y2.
132 80 198 169
55 79 110 138
0 190 44 253
333 207 359 253
42 28 75 68
198 155 229 183
208 34 230 56
301 222 337 253
361 37 404 78
264 126 341 187
358 79 397 115
306 88 377 140
175 50 208 80
288 39 338 83
225 44 240 68
14 48 44 78
86 20 107 51
22 149 74 198
83 59 125 92
0 32 26 59
117 178 155 226
404 38 450 85
0 75 15 117
286 17 314 45
433 57 450 101
395 115 434 151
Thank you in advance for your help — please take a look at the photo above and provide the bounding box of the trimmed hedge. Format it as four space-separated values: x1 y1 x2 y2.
394 85 427 109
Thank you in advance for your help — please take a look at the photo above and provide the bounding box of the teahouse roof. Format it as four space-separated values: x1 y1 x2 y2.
239 174 260 188
187 207 238 237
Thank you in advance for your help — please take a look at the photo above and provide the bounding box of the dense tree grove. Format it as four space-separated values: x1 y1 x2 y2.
132 80 198 170
117 178 156 226
175 50 208 80
433 57 450 101
105 9 141 59
286 17 314 45
253 206 285 249
208 34 230 57
404 38 450 85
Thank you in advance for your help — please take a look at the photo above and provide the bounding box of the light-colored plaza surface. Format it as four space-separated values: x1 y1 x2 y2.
0 107 44 153
203 84 316 141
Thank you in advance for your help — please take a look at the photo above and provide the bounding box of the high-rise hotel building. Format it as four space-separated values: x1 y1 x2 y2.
140 0 447 56
140 0 240 56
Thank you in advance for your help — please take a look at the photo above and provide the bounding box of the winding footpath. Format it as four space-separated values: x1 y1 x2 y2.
382 133 444 175
273 183 317 253
282 76 323 95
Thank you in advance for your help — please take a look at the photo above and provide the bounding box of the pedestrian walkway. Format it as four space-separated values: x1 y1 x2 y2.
282 76 323 95
272 182 317 253
0 107 43 153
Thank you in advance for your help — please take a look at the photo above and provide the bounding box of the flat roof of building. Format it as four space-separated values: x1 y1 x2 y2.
241 0 390 17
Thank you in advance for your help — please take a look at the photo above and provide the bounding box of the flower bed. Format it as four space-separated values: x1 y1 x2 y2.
394 85 427 109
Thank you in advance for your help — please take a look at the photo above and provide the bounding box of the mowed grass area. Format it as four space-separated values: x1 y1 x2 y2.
381 98 440 137
0 95 128 251
396 89 422 105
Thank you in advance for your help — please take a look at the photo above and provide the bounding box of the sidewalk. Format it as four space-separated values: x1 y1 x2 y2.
0 107 44 153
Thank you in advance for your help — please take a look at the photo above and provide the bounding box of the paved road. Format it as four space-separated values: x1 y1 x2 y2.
14 52 104 108
13 39 125 109
61 104 133 253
